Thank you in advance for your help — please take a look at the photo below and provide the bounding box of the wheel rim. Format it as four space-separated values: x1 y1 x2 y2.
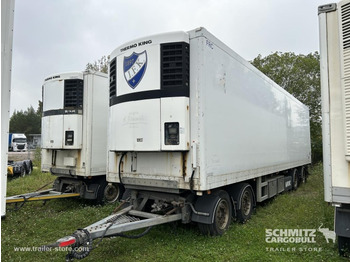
242 190 252 216
104 184 119 203
215 198 230 230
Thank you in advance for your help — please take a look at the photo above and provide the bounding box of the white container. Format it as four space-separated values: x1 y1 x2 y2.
41 71 108 177
107 28 311 193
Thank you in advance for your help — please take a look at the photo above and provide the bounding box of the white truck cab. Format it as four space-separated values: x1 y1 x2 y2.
8 133 27 152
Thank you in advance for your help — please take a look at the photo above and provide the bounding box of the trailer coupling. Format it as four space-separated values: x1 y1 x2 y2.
44 204 182 260
42 228 92 261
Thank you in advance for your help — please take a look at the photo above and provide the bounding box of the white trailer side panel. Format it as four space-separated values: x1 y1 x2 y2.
189 29 311 190
319 9 333 202
319 1 350 204
1 0 15 218
86 72 109 174
319 2 350 249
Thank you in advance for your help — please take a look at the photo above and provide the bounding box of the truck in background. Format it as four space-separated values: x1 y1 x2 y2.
319 0 350 256
47 28 311 259
41 71 123 203
8 133 27 152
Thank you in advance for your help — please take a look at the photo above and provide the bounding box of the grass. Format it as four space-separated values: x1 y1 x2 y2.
1 164 347 262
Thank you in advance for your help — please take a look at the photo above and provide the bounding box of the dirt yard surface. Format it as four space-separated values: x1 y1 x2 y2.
8 151 35 162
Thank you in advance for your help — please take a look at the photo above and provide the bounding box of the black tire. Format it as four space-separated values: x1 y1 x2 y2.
299 167 306 184
291 169 299 190
236 184 254 223
95 180 108 204
20 164 26 177
24 161 33 175
198 190 232 236
338 236 350 257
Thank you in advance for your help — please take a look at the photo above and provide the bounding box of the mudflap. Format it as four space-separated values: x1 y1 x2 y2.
191 194 220 224
335 205 350 238
83 183 100 200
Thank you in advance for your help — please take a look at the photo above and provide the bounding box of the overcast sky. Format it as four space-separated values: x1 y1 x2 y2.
10 0 329 114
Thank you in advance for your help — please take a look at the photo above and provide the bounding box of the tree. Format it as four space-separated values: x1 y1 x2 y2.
251 52 322 162
85 55 109 73
36 100 43 116
10 102 42 136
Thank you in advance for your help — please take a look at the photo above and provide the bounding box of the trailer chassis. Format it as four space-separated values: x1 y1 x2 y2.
45 190 190 260
6 189 80 204
43 166 308 260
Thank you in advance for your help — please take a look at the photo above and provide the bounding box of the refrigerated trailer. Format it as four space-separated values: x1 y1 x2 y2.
107 27 311 209
41 71 123 203
47 28 311 259
319 1 350 256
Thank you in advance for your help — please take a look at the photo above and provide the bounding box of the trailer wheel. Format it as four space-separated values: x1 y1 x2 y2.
236 185 254 223
24 161 33 175
299 167 307 184
198 190 232 236
291 169 299 190
227 183 255 223
104 183 122 203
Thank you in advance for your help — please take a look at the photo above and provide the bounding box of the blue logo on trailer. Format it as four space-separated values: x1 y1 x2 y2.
123 51 147 89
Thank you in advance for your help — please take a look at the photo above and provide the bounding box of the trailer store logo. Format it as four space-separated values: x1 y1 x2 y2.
265 226 336 253
265 225 336 244
265 229 317 244
123 51 147 89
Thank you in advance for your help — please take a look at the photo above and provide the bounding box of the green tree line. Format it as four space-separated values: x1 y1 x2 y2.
9 101 42 136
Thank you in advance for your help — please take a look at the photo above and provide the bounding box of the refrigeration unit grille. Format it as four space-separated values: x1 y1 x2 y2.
342 2 350 49
341 1 350 158
64 79 83 108
161 42 189 94
109 58 117 99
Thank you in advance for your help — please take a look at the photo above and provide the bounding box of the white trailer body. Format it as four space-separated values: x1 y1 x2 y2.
41 71 121 202
1 0 15 218
319 0 350 255
107 28 311 195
